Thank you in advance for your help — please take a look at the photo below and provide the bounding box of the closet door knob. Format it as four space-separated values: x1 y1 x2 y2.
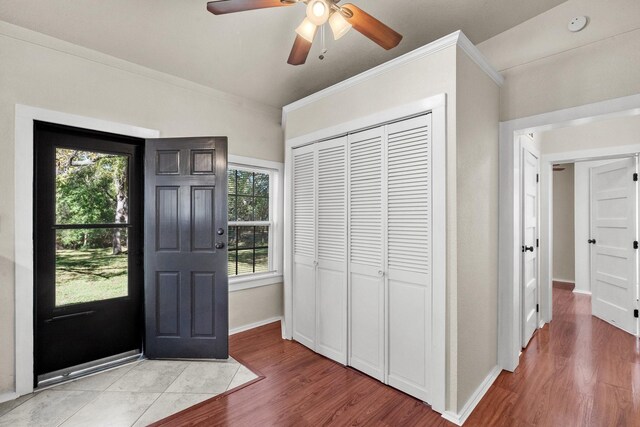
524 246 534 252
378 270 385 277
588 239 596 244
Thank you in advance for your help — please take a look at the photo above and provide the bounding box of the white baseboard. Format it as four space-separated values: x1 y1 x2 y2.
572 289 592 295
0 392 18 404
441 366 502 426
229 316 282 336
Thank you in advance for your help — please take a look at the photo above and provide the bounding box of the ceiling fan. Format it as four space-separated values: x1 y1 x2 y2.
207 0 403 65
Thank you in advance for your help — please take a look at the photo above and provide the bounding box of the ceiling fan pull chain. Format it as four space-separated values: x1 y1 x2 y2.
319 24 328 60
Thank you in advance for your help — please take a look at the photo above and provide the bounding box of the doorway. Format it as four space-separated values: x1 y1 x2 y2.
31 119 230 389
548 157 638 336
498 94 640 372
532 126 640 340
34 122 144 386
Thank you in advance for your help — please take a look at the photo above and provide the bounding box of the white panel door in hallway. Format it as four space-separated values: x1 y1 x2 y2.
590 158 639 336
522 149 539 347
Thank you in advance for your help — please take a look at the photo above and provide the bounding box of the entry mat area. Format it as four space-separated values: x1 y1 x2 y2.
0 358 259 426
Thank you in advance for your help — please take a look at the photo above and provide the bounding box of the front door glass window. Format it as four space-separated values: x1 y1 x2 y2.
54 148 130 306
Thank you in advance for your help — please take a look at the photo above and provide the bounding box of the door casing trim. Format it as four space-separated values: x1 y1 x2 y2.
14 104 159 396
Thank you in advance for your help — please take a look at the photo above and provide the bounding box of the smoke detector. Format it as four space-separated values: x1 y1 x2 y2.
568 16 588 32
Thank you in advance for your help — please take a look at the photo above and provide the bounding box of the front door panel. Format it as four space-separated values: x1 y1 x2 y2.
145 137 229 358
34 122 144 381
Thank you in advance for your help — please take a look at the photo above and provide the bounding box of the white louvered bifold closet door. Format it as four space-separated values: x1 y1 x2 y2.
316 137 348 364
292 144 317 350
386 114 432 402
348 126 386 381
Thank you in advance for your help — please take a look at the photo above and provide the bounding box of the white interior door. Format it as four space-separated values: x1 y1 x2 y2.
590 158 638 335
316 137 348 364
292 144 316 350
348 126 385 381
522 148 539 347
385 115 432 403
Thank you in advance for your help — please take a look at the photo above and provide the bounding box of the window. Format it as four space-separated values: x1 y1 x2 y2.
227 156 282 289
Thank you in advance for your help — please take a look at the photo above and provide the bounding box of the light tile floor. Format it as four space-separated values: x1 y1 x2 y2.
0 358 259 427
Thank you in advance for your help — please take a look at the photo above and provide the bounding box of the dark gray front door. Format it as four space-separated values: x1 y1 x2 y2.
144 137 228 359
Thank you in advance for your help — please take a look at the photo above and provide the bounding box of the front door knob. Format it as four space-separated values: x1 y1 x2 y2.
215 242 225 249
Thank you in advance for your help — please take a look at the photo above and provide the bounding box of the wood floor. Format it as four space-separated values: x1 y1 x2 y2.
155 287 640 426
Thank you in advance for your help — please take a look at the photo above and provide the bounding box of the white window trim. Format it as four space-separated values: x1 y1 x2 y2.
228 155 284 292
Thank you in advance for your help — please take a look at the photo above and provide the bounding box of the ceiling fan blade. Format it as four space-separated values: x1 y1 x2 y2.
207 0 294 15
342 4 403 50
288 35 313 66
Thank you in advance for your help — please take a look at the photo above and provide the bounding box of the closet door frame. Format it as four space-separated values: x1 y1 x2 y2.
283 94 447 413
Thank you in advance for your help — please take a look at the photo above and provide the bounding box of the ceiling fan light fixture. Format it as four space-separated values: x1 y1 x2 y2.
306 0 330 25
329 10 352 40
295 17 318 43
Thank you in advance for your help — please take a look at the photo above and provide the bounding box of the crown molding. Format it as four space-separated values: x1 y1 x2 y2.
282 30 503 127
456 31 505 87
0 20 281 119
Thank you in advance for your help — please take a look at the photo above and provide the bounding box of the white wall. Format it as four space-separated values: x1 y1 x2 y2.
455 50 500 412
539 114 640 154
551 164 575 283
478 0 640 121
0 21 284 395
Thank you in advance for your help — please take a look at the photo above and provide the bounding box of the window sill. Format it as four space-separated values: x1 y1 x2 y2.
229 272 283 292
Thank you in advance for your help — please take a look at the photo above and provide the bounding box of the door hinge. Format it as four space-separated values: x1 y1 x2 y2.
634 173 638 182
536 174 539 183
635 241 639 250
536 238 539 248
536 304 539 313
634 309 639 318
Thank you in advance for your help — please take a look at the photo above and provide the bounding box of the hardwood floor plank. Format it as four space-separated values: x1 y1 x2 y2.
465 384 518 426
154 288 640 426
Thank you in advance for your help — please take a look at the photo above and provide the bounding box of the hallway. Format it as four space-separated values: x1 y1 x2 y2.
466 285 640 426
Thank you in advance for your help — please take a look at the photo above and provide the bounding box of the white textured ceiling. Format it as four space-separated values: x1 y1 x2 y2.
0 0 566 107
